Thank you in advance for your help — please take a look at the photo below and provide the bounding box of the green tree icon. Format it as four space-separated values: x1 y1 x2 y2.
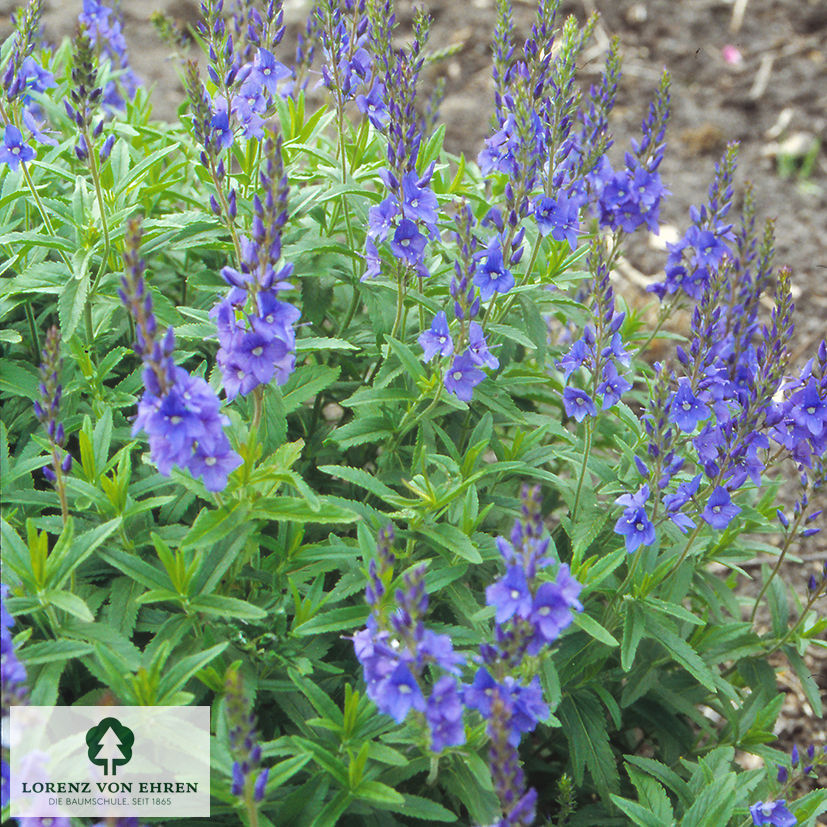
86 717 134 776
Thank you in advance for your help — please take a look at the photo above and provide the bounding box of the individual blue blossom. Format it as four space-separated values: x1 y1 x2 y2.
383 662 426 723
663 473 702 533
249 47 290 95
468 322 499 369
598 361 632 409
528 565 582 653
486 565 532 624
749 800 796 827
534 191 580 251
368 195 398 241
0 124 35 170
790 378 827 436
614 486 656 553
670 379 710 432
401 169 439 225
444 351 486 402
702 486 741 530
425 675 465 752
418 311 454 361
356 79 388 129
474 236 514 301
563 387 597 422
390 218 427 265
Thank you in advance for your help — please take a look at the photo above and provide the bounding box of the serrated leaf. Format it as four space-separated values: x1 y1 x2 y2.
319 464 399 505
292 605 369 636
416 523 482 563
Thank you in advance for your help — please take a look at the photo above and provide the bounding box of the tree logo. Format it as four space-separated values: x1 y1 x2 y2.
86 717 134 776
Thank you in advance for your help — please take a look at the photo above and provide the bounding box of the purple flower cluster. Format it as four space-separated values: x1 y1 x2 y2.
416 205 499 402
587 70 670 238
354 526 466 751
78 0 140 111
363 3 438 279
651 143 737 301
225 667 269 805
613 149 826 552
197 0 289 145
0 0 58 164
557 245 631 422
211 130 300 399
471 486 583 826
319 0 377 111
33 326 73 487
119 218 241 491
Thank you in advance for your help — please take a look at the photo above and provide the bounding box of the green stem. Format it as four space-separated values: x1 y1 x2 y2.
571 419 593 521
749 513 804 623
24 300 40 359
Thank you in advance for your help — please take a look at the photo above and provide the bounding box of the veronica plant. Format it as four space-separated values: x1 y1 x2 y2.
0 0 825 825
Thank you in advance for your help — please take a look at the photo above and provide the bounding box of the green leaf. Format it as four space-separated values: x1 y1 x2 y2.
57 270 89 339
42 590 94 622
572 612 619 647
157 643 228 703
189 594 267 620
385 335 426 381
416 523 482 564
558 691 620 800
0 358 39 399
783 645 823 716
354 780 404 805
249 496 360 524
621 602 646 672
319 464 400 505
281 365 340 414
292 605 369 636
644 614 717 692
610 795 669 827
20 639 94 665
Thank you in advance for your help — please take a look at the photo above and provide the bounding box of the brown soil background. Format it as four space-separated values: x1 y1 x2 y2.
2 0 824 810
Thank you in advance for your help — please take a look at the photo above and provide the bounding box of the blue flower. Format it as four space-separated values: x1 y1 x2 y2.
401 170 438 226
251 48 290 95
463 667 499 717
670 379 710 432
381 662 426 723
474 236 514 301
0 124 35 170
563 387 597 422
426 676 465 752
418 311 454 361
444 351 486 402
614 486 656 553
368 195 398 242
356 80 388 129
598 361 632 409
486 564 532 624
702 486 740 530
390 218 427 265
790 378 826 436
466 322 498 369
749 800 796 827
534 192 580 250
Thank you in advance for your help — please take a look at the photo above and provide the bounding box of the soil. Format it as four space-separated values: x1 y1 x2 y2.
2 0 824 809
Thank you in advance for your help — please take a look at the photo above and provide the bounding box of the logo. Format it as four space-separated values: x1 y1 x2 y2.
85 717 134 776
10 706 210 818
